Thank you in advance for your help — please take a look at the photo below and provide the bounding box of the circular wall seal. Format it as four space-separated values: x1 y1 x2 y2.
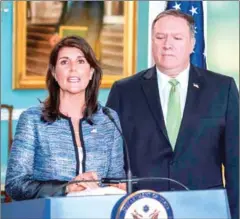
116 190 174 219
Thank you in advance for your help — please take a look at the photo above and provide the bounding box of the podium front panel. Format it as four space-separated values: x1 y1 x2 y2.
2 189 230 219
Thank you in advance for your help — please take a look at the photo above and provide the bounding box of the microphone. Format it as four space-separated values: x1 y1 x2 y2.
51 176 189 197
102 107 133 194
101 177 189 191
67 179 101 185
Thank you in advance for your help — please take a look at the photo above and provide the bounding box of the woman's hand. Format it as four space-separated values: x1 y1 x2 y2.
66 171 99 194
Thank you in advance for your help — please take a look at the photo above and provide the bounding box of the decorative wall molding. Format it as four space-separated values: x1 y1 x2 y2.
1 108 25 121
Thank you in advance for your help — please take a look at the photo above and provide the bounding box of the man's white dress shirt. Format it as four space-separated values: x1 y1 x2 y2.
156 65 190 124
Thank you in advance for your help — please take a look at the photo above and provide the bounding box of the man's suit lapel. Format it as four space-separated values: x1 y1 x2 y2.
140 67 170 143
173 65 205 160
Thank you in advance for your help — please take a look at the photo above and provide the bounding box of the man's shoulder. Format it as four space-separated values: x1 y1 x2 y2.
192 66 235 89
194 65 233 82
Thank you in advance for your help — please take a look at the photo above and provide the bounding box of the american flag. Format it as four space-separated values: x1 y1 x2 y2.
166 1 207 69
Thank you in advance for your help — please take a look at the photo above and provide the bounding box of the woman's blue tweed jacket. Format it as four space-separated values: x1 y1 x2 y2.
5 104 125 200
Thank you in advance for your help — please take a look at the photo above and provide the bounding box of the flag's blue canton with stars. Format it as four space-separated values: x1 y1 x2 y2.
166 1 207 69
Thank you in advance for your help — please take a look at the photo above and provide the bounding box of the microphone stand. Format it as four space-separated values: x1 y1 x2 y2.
51 176 189 197
101 177 189 191
102 107 133 194
126 169 132 194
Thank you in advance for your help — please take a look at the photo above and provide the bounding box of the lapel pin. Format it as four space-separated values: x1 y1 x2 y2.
193 83 199 88
91 128 97 133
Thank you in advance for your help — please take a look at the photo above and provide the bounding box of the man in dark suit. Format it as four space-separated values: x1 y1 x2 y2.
106 9 239 219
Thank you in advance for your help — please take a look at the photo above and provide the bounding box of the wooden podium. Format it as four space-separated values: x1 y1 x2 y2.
2 189 231 219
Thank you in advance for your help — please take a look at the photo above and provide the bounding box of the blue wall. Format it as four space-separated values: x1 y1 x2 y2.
1 2 47 108
207 1 239 86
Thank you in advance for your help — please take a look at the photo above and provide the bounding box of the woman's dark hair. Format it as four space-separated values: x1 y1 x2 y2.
41 36 102 122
